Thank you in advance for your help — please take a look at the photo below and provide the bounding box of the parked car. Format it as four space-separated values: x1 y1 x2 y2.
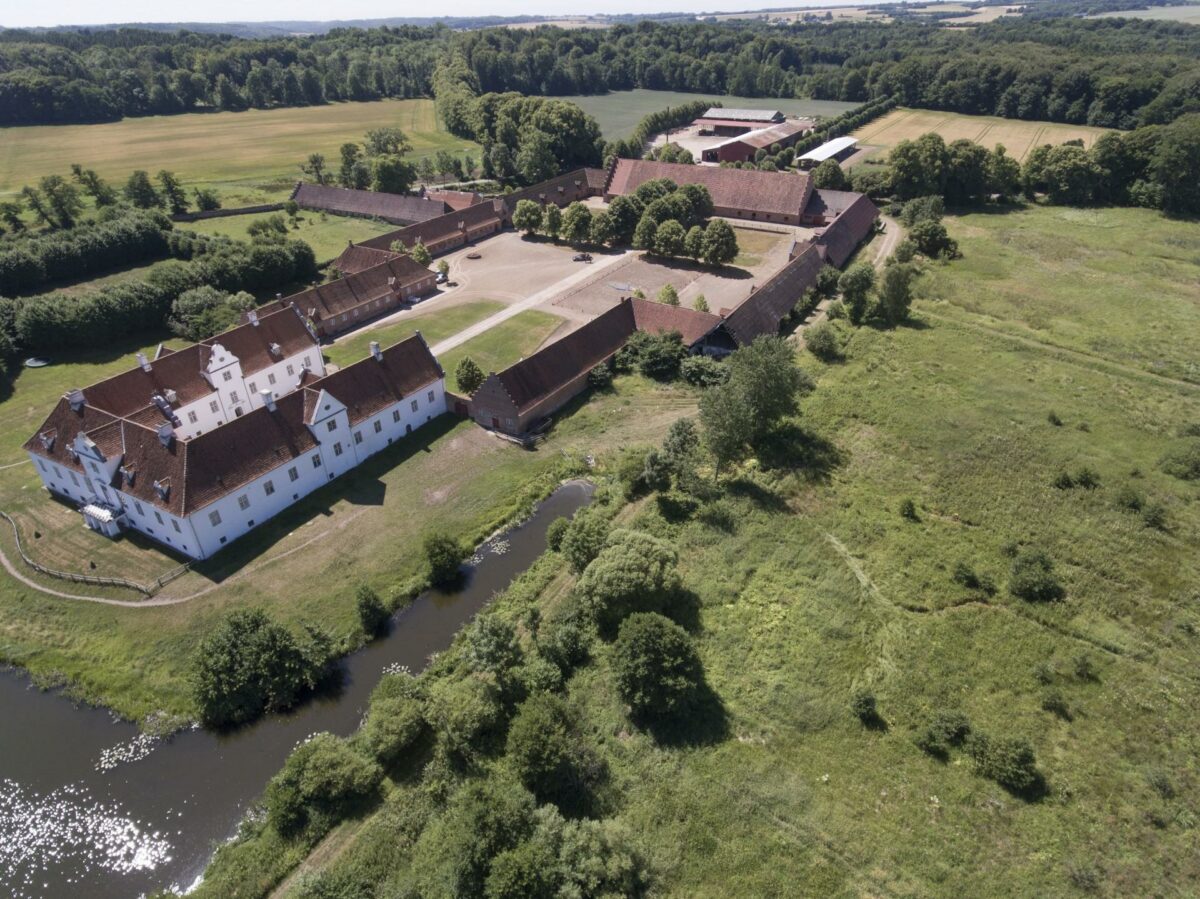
573 253 593 262
436 271 448 284
466 251 482 260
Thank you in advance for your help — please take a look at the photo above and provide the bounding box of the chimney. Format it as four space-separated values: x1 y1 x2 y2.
156 422 175 448
67 388 85 412
370 341 382 362
247 309 259 327
260 388 276 411
136 352 151 372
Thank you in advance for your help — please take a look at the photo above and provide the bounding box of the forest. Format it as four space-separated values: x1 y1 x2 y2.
2 12 1199 129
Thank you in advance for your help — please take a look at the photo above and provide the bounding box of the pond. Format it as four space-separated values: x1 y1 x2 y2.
0 480 593 899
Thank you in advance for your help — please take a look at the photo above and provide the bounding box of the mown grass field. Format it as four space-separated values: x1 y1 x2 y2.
0 99 477 206
854 108 1111 160
1092 4 1200 22
237 203 1200 898
563 90 858 139
439 309 566 392
178 209 398 264
323 301 505 370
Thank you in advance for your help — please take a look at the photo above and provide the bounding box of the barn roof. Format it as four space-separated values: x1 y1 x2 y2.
310 334 443 426
282 255 435 321
713 120 810 151
814 193 879 268
333 243 400 275
700 108 783 123
495 300 636 413
291 182 448 225
606 159 812 220
722 244 826 345
629 298 722 347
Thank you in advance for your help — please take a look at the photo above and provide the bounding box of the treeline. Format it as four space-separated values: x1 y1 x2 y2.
0 25 448 125
7 17 1200 129
878 113 1200 215
0 210 174 296
435 59 604 185
1 234 315 353
607 99 716 160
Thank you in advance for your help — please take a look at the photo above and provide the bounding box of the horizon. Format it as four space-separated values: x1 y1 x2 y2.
1 0 883 30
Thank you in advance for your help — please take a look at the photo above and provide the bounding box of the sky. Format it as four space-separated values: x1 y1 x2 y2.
0 0 873 29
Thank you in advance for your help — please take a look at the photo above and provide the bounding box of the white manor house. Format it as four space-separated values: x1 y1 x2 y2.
24 306 446 560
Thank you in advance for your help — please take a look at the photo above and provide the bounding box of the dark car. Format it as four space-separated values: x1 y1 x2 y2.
573 253 593 262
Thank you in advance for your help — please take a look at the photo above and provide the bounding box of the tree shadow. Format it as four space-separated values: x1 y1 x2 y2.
638 253 754 281
638 678 728 748
755 422 843 481
724 477 789 513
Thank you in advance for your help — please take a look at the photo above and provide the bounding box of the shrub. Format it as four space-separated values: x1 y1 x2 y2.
899 498 919 521
265 733 382 836
586 363 613 390
850 688 878 724
424 531 464 587
805 321 841 361
363 695 425 766
612 612 703 720
1073 653 1098 682
1074 466 1100 489
657 283 679 306
1009 550 1065 602
560 511 610 574
355 585 389 636
1114 485 1144 512
191 609 333 727
546 517 569 552
1041 690 1072 721
680 355 727 388
537 598 595 676
428 676 505 760
915 709 971 758
519 653 564 694
575 529 682 633
968 732 1042 794
1159 441 1200 480
1047 410 1063 426
1052 470 1075 490
506 694 595 810
1142 501 1168 530
464 615 522 679
825 299 847 320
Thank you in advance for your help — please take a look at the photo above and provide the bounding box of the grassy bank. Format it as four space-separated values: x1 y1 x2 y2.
0 99 477 206
205 203 1199 897
178 210 398 264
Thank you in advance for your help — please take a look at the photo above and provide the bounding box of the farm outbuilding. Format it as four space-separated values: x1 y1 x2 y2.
695 108 786 136
797 136 859 170
700 120 813 163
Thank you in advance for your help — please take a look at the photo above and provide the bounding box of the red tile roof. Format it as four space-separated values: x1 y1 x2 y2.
814 193 879 268
426 188 484 211
203 305 317 377
721 243 826 345
358 199 505 253
496 300 636 413
629 297 722 347
23 397 117 472
291 182 448 225
606 159 812 220
310 334 443 426
283 255 436 322
332 243 400 275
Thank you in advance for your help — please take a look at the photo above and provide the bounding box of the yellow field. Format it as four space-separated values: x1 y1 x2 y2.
0 99 477 205
713 5 892 22
1092 4 1200 22
853 107 1111 161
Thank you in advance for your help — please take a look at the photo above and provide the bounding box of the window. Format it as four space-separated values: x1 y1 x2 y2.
248 381 257 394
222 370 232 382
334 442 344 457
288 466 299 482
268 373 277 385
264 480 275 496
70 471 79 486
229 391 239 403
134 502 144 516
90 462 100 474
37 460 46 473
410 400 418 413
304 355 312 369
237 494 250 511
209 510 222 526
187 411 199 424
210 400 219 414
154 511 164 525
392 410 401 423
312 454 322 469
172 519 181 533
53 466 62 479
326 420 337 432
427 390 435 403
374 420 382 434
287 364 295 376
354 431 363 445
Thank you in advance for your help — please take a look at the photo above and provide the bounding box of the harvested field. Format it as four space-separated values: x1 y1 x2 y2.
853 107 1111 161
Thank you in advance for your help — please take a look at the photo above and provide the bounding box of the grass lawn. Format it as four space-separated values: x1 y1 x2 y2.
235 203 1200 898
0 99 477 206
440 310 565 391
563 90 858 140
178 210 397 264
323 301 506 369
731 226 785 268
853 108 1112 161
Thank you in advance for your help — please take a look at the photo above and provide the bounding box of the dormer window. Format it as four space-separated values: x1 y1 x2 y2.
119 464 136 485
153 478 170 501
269 342 282 357
38 431 55 452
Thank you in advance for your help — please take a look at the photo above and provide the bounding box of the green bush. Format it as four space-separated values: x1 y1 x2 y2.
968 732 1042 794
1159 440 1200 480
575 529 682 633
586 363 613 390
464 614 522 679
519 653 565 694
424 531 464 587
355 585 389 636
545 517 569 552
850 688 878 724
363 694 426 766
899 498 919 521
190 608 333 728
265 733 382 836
428 676 505 761
805 321 842 361
506 694 595 810
680 355 728 388
536 598 595 676
1074 466 1101 489
560 511 610 574
612 612 703 720
915 708 971 758
1142 502 1168 530
1009 550 1066 602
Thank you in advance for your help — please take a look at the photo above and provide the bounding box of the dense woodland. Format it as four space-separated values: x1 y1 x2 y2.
3 12 1200 128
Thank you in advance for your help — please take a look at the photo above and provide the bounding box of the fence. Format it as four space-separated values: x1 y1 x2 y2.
0 511 190 597
171 203 284 223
